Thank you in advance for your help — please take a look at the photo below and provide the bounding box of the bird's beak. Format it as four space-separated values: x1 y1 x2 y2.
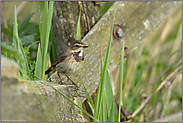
83 45 88 48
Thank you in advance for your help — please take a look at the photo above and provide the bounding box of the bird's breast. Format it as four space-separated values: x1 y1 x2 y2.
55 55 84 75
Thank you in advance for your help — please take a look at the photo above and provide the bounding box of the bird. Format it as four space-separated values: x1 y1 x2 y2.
45 40 88 88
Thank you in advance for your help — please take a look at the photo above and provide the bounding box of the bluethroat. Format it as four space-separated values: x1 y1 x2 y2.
45 40 88 88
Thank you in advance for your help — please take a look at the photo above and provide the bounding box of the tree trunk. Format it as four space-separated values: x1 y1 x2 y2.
52 1 100 54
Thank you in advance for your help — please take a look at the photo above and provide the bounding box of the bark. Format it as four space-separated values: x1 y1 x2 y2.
1 56 87 122
52 1 100 54
49 0 181 112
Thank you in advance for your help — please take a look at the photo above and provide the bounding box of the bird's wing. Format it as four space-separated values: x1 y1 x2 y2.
51 48 71 67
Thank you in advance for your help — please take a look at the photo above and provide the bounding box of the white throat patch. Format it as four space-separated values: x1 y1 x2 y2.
72 48 84 57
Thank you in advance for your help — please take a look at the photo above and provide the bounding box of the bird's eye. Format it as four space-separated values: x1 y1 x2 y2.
75 45 79 47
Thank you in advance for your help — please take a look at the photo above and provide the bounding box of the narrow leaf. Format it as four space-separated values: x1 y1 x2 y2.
48 82 99 122
12 6 19 50
1 42 24 62
118 39 125 122
18 13 35 33
21 35 35 46
81 81 95 115
76 9 81 40
105 71 117 121
19 39 30 79
1 28 13 38
50 29 57 62
94 11 116 121
40 1 48 54
41 1 54 79
35 42 42 80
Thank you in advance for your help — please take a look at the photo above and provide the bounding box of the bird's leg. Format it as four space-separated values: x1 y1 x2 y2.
65 75 79 89
57 72 67 85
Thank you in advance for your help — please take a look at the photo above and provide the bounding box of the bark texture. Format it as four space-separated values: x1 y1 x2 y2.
52 1 100 54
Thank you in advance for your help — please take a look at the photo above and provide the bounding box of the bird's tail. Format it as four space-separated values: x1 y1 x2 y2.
45 67 52 74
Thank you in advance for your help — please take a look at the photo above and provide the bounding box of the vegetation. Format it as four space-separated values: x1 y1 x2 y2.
1 1 181 122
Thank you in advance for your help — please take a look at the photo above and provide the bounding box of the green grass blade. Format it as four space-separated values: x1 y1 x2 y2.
19 39 30 80
23 41 39 56
35 42 42 80
12 5 29 80
40 1 48 54
33 81 59 121
108 103 117 121
50 29 57 63
27 74 55 121
81 81 95 115
40 1 48 79
37 1 43 79
38 2 42 41
1 27 13 39
87 102 94 116
79 104 83 116
102 92 107 122
105 71 113 116
99 102 103 121
30 73 98 121
1 42 24 63
13 5 19 50
105 71 117 121
118 39 125 122
21 35 35 46
18 13 35 33
94 11 116 121
97 45 105 121
93 45 104 121
101 45 107 122
76 9 81 40
29 81 50 121
123 57 129 100
48 83 99 122
41 1 54 80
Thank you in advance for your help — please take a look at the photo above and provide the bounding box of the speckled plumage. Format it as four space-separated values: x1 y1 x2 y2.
45 40 88 78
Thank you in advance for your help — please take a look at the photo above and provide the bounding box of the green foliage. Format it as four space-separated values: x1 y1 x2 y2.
118 39 125 121
75 10 121 122
76 9 81 41
1 26 13 40
1 2 54 81
49 29 57 63
1 42 24 62
1 11 40 76
21 35 35 46
38 1 54 80
18 13 35 34
1 1 96 122
2 1 181 122
121 5 182 121
27 73 59 121
1 12 39 45
87 11 126 122
34 42 42 80
11 6 28 79
100 2 114 16
105 71 117 121
12 6 19 50
81 80 95 115
92 11 122 122
47 80 99 122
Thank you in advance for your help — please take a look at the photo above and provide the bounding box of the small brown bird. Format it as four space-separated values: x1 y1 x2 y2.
45 40 88 88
